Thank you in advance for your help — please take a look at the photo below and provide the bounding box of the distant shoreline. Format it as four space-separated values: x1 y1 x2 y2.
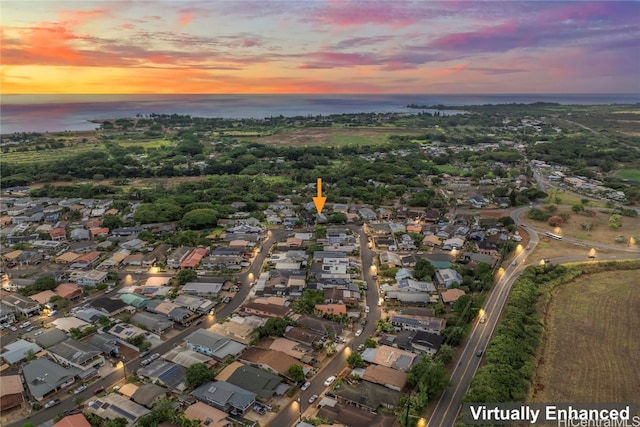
2 93 639 134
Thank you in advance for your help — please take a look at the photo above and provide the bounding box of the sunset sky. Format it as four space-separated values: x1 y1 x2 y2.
2 0 639 94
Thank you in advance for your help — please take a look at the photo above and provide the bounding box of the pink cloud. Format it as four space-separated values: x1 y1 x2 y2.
179 11 192 26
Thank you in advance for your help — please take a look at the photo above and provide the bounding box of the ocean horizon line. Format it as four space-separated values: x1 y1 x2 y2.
2 93 638 134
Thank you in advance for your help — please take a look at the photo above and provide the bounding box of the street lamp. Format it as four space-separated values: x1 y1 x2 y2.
297 397 302 421
117 358 126 379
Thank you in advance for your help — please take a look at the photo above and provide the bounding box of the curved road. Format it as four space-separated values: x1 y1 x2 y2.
427 207 640 427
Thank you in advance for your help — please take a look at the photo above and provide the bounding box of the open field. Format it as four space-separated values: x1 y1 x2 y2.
257 127 426 147
544 188 608 208
529 269 640 406
616 169 640 182
527 207 639 245
1 143 103 165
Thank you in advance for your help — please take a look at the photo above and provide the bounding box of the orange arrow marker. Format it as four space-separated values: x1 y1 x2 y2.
312 177 326 214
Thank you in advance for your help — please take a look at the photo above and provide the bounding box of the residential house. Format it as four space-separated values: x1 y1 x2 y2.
441 288 466 305
107 323 146 341
191 381 256 415
183 402 232 427
225 363 285 400
317 402 397 427
409 330 445 355
131 383 168 409
87 334 119 357
358 207 377 221
52 414 92 427
142 243 172 267
55 283 83 300
131 312 174 334
296 315 344 337
51 317 90 333
48 227 67 241
323 288 360 305
86 393 150 427
138 360 187 391
208 319 257 345
29 290 57 306
0 301 16 325
184 329 246 361
111 227 143 238
435 268 463 288
167 246 194 269
180 247 209 269
22 357 80 401
362 364 408 391
315 303 347 317
240 347 308 381
162 346 212 368
361 345 418 372
74 270 108 286
441 237 465 250
242 302 292 318
389 313 446 335
332 380 403 412
282 327 324 348
174 294 216 314
69 251 101 269
47 339 105 372
2 293 40 317
1 339 43 364
90 297 128 316
181 282 223 297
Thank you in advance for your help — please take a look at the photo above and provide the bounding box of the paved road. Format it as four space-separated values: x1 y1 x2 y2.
8 229 286 427
427 209 640 427
268 225 382 427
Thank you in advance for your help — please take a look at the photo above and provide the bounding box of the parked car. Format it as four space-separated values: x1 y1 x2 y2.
140 359 151 366
26 326 35 332
44 399 61 409
364 306 370 313
222 296 232 304
355 329 363 337
140 350 150 357
308 394 318 404
74 385 87 394
301 381 311 391
9 326 18 332
357 344 365 352
94 386 105 395
476 349 484 357
19 322 31 329
324 376 336 387
149 353 160 361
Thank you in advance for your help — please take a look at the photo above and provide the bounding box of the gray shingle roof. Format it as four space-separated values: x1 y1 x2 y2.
191 381 255 413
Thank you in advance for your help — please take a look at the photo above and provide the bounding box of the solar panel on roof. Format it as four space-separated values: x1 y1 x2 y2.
111 405 135 420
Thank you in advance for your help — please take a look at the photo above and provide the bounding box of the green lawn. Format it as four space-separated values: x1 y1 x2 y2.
432 164 462 175
616 169 640 181
1 144 104 165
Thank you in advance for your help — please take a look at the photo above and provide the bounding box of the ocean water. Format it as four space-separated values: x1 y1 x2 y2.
1 93 638 134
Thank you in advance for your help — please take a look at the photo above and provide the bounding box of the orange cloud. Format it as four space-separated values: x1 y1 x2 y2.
179 11 193 26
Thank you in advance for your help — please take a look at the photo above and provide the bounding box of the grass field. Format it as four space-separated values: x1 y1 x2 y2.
1 143 104 165
616 169 640 182
529 269 640 405
257 127 426 147
526 205 640 247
